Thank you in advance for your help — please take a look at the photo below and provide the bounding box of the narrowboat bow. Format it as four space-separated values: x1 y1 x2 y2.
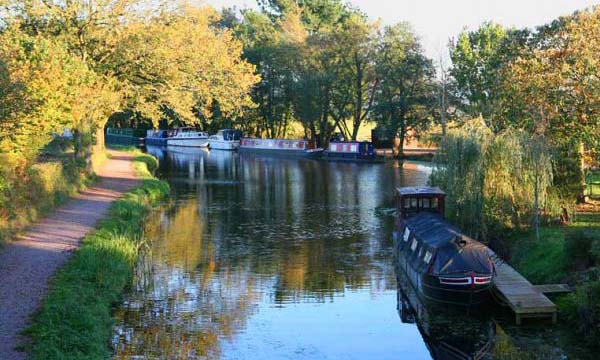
393 187 495 307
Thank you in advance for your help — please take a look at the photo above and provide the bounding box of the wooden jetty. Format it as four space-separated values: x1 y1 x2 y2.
491 254 559 325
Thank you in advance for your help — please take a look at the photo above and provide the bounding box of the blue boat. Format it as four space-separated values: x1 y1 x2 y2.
144 130 171 146
323 141 382 162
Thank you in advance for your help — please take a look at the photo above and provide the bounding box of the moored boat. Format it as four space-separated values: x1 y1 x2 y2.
144 129 171 146
393 187 495 307
323 141 382 162
239 138 323 158
166 127 209 148
209 129 242 151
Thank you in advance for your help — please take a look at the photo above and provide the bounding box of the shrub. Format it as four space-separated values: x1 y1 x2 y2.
559 280 600 349
564 228 597 269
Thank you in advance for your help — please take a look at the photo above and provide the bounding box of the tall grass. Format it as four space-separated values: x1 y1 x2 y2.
0 152 91 244
25 154 169 359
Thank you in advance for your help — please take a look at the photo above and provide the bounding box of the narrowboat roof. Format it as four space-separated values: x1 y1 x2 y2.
404 212 493 275
405 212 465 248
396 187 446 197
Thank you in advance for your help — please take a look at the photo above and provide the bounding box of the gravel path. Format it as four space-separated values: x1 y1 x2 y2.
0 151 140 359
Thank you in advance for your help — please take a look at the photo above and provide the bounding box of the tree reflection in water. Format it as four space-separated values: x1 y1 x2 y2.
112 147 463 359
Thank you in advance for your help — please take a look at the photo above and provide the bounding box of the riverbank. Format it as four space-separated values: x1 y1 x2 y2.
0 148 168 359
509 206 600 348
23 149 168 359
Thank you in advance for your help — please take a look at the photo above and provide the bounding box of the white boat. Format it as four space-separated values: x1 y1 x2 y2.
166 127 209 148
209 129 242 151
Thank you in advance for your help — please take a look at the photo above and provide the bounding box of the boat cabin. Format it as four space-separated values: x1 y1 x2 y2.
395 187 446 219
217 129 242 141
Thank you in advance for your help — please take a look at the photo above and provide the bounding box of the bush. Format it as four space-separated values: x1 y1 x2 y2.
559 280 600 349
592 239 600 264
564 228 598 269
0 154 87 244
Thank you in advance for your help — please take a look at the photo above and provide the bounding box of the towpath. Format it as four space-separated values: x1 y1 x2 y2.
0 151 140 359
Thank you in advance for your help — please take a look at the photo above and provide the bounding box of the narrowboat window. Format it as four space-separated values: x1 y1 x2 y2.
431 197 438 208
403 198 411 209
422 198 430 209
411 239 418 251
424 251 432 264
403 228 410 242
410 198 417 208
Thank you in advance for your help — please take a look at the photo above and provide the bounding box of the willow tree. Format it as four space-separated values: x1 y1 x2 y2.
430 121 554 242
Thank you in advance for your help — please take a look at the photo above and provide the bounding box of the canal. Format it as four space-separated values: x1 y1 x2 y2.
112 147 586 359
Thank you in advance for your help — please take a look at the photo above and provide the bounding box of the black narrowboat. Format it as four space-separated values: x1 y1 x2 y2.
393 187 495 307
323 141 383 162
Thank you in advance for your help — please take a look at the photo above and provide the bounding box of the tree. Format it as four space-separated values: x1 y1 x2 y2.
449 22 528 131
505 7 600 201
330 13 378 141
257 0 348 31
0 26 111 163
109 6 259 129
372 24 435 156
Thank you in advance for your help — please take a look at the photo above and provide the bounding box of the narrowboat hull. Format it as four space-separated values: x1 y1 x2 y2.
394 245 492 307
239 147 323 158
209 139 240 150
166 138 209 148
239 138 323 158
323 152 384 163
323 141 382 163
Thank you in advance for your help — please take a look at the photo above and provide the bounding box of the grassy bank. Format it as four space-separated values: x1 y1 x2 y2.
509 211 600 348
25 151 169 359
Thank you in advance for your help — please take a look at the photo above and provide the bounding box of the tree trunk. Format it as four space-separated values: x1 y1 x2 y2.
353 56 363 141
74 128 93 175
578 142 588 203
397 123 406 159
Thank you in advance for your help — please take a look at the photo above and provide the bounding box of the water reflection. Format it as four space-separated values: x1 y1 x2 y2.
117 146 540 359
396 268 495 359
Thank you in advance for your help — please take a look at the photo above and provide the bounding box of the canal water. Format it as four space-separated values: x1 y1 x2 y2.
113 147 585 359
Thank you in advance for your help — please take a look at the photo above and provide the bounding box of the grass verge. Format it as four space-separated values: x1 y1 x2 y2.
509 213 600 284
25 151 169 359
509 212 600 349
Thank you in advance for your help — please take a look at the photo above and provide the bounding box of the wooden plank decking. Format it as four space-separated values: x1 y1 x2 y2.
533 284 572 295
492 257 558 325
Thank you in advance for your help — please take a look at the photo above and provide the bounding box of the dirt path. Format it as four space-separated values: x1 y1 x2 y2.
0 151 140 359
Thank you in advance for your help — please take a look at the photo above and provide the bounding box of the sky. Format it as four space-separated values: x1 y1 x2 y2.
202 0 599 63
